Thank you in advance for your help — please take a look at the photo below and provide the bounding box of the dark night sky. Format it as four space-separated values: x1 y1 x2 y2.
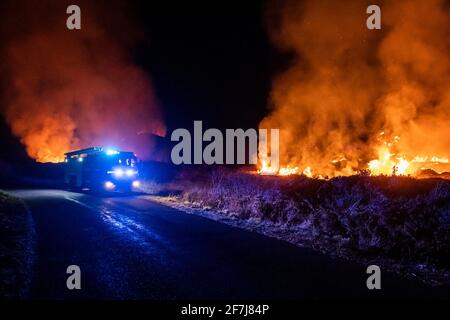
131 1 277 131
0 0 283 164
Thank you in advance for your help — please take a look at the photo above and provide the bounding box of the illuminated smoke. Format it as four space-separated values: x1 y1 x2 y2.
0 0 165 162
260 0 450 177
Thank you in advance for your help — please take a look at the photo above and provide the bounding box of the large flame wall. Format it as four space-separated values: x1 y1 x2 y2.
260 0 450 177
0 0 165 162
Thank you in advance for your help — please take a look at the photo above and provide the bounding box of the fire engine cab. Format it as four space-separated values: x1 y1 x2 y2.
64 147 140 191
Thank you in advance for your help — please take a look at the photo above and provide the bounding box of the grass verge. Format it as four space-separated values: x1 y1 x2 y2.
0 190 35 299
144 168 450 285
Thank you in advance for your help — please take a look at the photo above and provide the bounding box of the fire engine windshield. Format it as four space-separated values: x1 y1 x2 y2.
116 155 137 167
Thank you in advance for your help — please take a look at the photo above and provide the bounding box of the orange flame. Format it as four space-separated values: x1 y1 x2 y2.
1 0 165 163
258 0 450 178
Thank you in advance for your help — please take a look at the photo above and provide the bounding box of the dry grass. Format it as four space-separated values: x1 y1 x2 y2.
159 168 450 275
0 191 35 299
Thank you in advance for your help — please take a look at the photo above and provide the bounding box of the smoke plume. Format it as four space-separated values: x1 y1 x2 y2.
261 0 450 176
0 0 165 162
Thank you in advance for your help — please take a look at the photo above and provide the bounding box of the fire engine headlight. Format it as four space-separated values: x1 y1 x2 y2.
104 181 115 190
132 180 140 188
126 169 137 177
113 168 124 177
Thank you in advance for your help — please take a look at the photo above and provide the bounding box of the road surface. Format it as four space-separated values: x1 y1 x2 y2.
9 189 450 299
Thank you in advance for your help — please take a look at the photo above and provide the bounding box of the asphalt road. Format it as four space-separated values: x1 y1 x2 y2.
9 189 450 300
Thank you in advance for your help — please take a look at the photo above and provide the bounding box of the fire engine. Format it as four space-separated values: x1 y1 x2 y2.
64 147 140 191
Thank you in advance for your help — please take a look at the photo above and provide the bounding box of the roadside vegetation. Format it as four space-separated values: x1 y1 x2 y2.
144 168 450 285
0 191 35 298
